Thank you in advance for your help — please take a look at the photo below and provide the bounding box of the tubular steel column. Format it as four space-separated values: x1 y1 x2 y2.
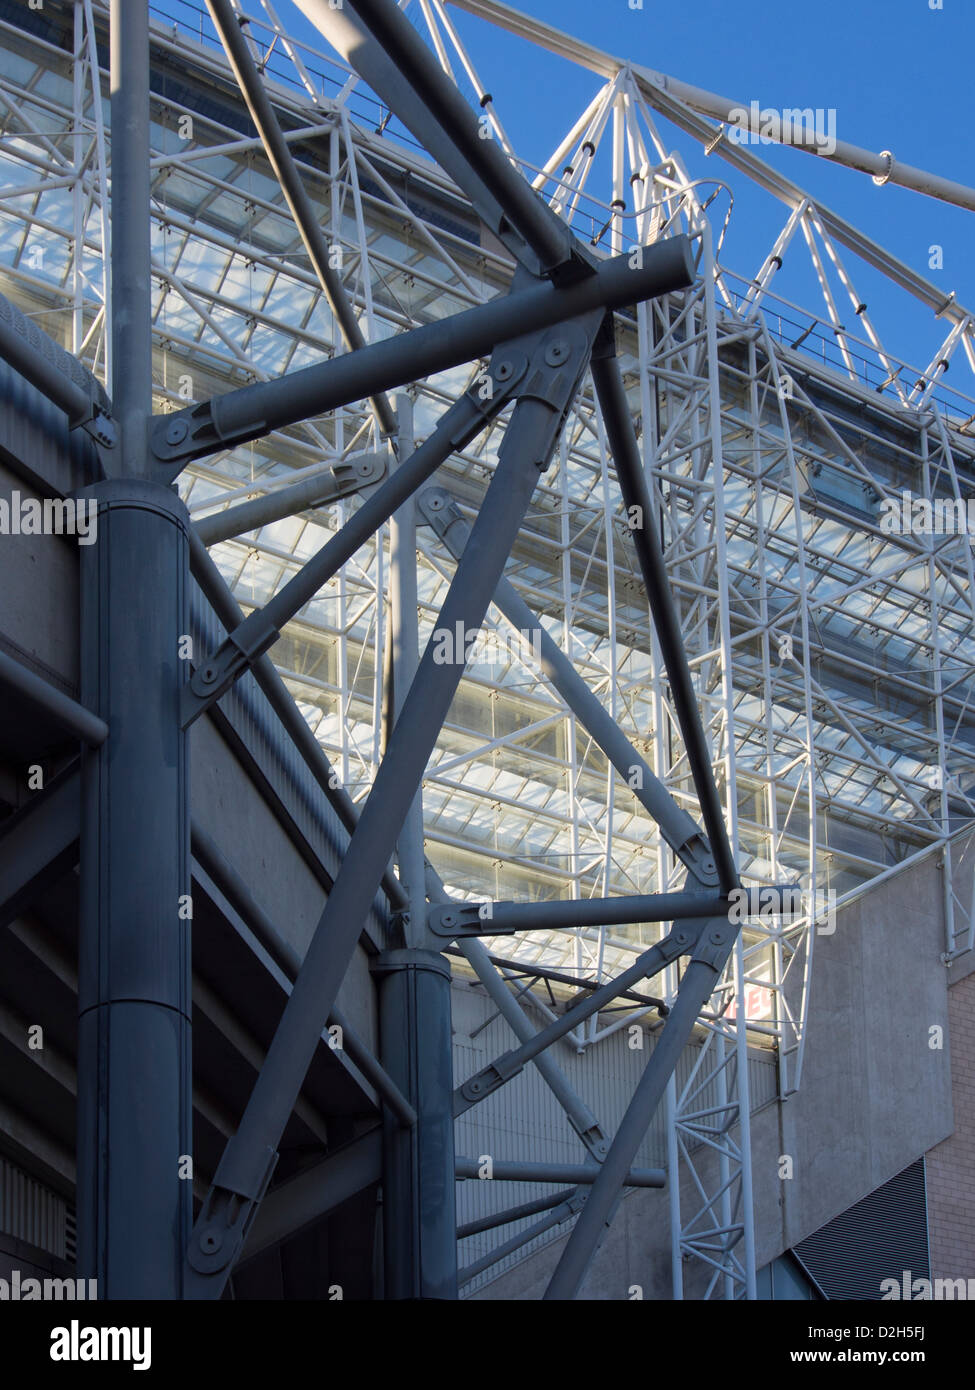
76 0 192 1298
374 951 456 1298
376 395 457 1299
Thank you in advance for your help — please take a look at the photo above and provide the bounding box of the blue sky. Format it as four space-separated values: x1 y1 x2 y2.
152 0 975 397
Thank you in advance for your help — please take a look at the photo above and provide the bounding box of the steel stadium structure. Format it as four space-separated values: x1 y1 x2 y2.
0 0 973 1301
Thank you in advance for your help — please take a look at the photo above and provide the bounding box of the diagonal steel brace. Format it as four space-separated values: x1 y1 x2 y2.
182 310 605 1297
453 920 696 1116
418 485 719 886
180 363 520 727
544 914 740 1298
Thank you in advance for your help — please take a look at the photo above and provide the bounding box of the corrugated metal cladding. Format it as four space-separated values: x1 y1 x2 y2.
452 979 778 1296
64 1206 76 1264
0 1155 66 1259
793 1159 929 1300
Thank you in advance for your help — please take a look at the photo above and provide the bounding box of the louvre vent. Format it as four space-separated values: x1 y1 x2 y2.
0 1155 67 1259
793 1159 929 1301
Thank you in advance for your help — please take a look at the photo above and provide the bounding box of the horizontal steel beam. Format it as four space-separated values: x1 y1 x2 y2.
434 885 799 937
455 1157 665 1186
431 890 733 938
150 238 694 472
0 648 108 747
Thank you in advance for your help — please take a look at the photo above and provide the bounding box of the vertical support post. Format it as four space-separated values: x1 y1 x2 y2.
374 951 456 1300
108 0 152 478
76 1 192 1299
71 1 85 357
389 396 426 945
376 394 457 1299
733 935 758 1299
700 223 756 1300
665 1072 683 1300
